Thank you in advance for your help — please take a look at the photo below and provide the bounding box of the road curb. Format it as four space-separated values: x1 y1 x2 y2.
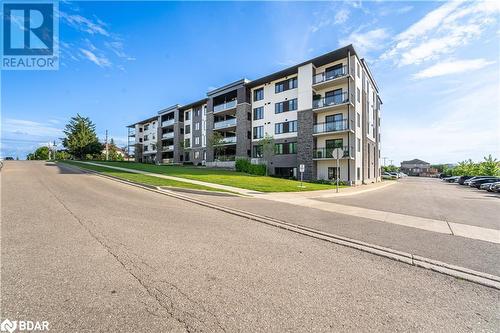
59 162 500 290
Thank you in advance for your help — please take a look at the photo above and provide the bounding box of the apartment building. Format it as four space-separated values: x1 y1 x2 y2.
127 116 158 163
127 44 381 185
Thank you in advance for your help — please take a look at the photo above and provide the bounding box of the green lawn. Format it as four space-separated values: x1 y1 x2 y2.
59 161 232 193
87 161 345 192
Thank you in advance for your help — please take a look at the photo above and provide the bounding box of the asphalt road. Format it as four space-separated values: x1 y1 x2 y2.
319 177 500 230
1 161 499 332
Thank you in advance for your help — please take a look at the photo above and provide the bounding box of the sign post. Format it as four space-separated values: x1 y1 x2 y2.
299 164 305 188
331 148 344 193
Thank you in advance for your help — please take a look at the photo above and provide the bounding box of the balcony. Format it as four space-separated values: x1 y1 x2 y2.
313 146 353 159
162 119 175 127
162 145 174 151
313 92 352 111
313 119 350 134
128 130 136 137
162 132 174 139
214 118 237 130
221 136 237 145
213 100 237 114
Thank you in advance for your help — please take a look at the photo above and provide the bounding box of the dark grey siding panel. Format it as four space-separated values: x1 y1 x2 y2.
297 109 314 180
235 103 251 158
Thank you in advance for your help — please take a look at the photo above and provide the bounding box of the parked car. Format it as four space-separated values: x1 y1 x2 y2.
443 176 460 183
469 177 500 189
388 172 400 178
479 182 496 190
485 181 500 192
457 176 473 185
3 157 14 160
464 176 490 186
382 172 397 180
493 183 500 193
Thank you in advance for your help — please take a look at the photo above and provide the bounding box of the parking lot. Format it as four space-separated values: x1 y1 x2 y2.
317 177 500 230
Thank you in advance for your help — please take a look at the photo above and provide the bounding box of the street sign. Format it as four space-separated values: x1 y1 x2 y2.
299 164 305 188
331 148 344 159
299 164 305 173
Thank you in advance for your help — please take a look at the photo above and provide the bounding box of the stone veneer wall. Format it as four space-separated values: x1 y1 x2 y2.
297 109 315 180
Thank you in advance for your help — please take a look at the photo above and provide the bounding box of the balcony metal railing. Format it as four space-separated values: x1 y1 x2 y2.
162 132 174 139
162 158 174 164
214 118 237 130
313 66 350 84
213 100 237 113
313 146 353 159
162 119 175 127
128 131 136 137
162 145 174 151
313 92 350 109
313 119 349 134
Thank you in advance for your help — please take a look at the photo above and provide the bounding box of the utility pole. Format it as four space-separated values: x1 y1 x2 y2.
48 142 51 160
105 130 109 161
53 140 56 160
382 157 388 167
390 159 394 166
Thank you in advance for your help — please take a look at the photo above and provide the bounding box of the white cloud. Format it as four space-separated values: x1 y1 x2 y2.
382 1 500 66
413 58 495 79
340 28 389 55
60 12 109 36
2 119 62 137
79 48 111 68
334 9 350 24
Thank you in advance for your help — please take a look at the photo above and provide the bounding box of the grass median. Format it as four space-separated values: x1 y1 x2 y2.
59 161 232 193
89 161 346 192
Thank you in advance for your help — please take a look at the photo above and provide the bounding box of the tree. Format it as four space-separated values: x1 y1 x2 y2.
382 165 399 173
26 146 50 160
259 134 274 176
479 155 499 176
62 114 101 159
208 131 226 161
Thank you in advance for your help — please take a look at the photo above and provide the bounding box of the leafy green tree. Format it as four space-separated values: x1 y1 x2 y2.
62 114 101 159
479 155 499 176
208 131 226 161
259 133 274 176
55 150 71 160
382 165 399 173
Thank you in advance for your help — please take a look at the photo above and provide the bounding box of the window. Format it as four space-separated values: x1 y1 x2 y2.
275 98 297 114
194 137 200 145
357 138 361 152
139 128 143 133
357 88 360 102
253 88 264 101
275 77 298 93
184 138 190 148
357 63 360 78
247 112 252 121
144 125 149 131
328 167 340 180
194 122 200 131
274 142 297 155
253 145 263 158
253 107 264 120
203 105 207 115
144 135 149 141
185 152 190 161
194 151 200 159
357 113 361 127
275 120 297 134
139 138 143 143
274 167 295 179
185 111 190 121
202 134 206 147
253 126 264 139
357 167 361 180
185 125 191 134
194 107 201 117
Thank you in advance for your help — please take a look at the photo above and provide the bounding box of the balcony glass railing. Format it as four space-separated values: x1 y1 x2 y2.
128 131 136 137
162 145 174 151
313 66 349 84
313 146 353 159
313 119 348 134
214 118 237 129
162 119 175 127
313 92 350 109
213 100 237 113
222 136 237 144
162 132 174 139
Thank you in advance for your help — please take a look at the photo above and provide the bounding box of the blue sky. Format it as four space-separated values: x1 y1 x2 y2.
1 0 499 164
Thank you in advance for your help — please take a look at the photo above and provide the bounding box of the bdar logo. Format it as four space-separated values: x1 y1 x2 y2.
0 319 17 333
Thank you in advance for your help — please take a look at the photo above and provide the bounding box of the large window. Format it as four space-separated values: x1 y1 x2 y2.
275 98 298 114
274 142 297 155
253 88 264 101
328 167 340 180
275 120 297 134
253 107 264 120
253 145 263 158
185 125 191 134
253 126 264 139
184 138 190 148
275 77 298 93
185 111 190 121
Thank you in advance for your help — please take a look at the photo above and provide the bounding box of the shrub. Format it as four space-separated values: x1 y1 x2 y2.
235 158 266 175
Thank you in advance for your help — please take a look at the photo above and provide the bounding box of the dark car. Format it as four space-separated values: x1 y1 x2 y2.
469 177 500 188
3 157 14 160
457 175 473 185
464 176 490 186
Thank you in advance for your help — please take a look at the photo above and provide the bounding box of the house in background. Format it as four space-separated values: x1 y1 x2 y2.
400 159 438 177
